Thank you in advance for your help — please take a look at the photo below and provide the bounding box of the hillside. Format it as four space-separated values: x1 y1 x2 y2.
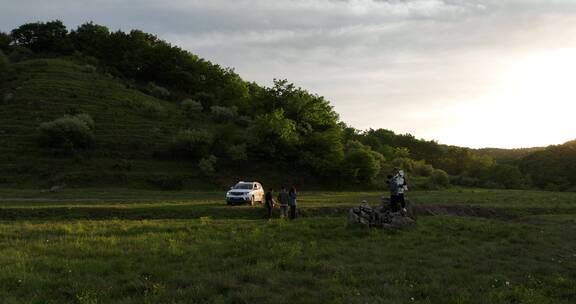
519 140 576 191
0 20 574 191
0 58 214 188
475 147 545 164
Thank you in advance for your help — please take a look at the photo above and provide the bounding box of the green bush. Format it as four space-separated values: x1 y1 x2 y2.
451 175 479 187
172 129 214 158
413 160 434 177
38 114 95 150
431 169 450 187
236 115 252 127
8 46 33 62
226 143 248 161
343 149 381 184
392 157 414 173
146 82 171 100
147 175 185 190
140 100 164 117
119 98 164 117
0 50 8 81
210 106 237 122
198 155 218 176
181 99 203 117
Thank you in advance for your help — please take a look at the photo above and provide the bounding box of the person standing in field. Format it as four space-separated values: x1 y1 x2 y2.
396 170 408 212
386 174 399 212
264 188 275 219
288 186 298 220
277 186 290 219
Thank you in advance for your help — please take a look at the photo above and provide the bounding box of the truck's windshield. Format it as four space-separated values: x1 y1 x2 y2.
233 183 253 190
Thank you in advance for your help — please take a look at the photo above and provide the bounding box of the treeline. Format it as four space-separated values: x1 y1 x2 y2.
519 141 576 191
1 20 573 190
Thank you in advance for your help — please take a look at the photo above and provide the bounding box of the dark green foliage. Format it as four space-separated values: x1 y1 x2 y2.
519 140 576 190
492 164 525 189
298 127 345 175
0 32 10 52
181 99 203 116
172 129 214 159
38 114 95 150
146 82 171 100
11 20 73 54
147 175 185 190
476 147 545 164
7 45 33 62
226 144 248 161
431 169 450 187
342 141 381 184
251 109 298 157
119 98 165 117
0 50 8 81
210 105 237 122
194 92 217 112
198 155 218 176
413 160 434 177
69 22 110 57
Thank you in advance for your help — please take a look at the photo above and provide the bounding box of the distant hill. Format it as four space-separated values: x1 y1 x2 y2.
475 147 545 164
518 140 576 191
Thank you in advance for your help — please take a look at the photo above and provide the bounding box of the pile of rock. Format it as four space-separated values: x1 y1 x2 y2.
348 200 416 229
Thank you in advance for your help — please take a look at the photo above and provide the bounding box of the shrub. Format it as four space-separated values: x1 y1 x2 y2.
8 46 33 62
210 105 237 122
226 143 248 161
140 100 164 117
119 98 164 117
491 164 525 189
146 82 171 100
391 157 414 173
38 114 95 150
431 169 450 187
198 155 218 175
147 175 185 190
237 115 252 127
413 160 434 177
181 99 203 117
451 175 480 187
343 149 381 184
0 50 8 81
172 129 214 158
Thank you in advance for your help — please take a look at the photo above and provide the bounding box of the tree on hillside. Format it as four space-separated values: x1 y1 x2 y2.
250 109 298 158
11 20 72 54
0 50 9 81
519 140 576 189
0 32 11 52
70 22 110 58
342 141 383 184
492 164 525 189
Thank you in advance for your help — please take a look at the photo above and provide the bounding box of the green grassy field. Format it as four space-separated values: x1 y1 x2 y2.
1 188 575 303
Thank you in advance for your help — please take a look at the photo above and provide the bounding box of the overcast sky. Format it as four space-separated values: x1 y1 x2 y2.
2 0 576 148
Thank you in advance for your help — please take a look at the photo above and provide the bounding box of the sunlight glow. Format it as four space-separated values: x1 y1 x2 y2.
438 49 576 148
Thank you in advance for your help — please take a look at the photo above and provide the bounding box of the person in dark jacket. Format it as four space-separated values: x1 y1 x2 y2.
264 188 275 219
288 186 298 220
386 174 399 212
277 186 290 219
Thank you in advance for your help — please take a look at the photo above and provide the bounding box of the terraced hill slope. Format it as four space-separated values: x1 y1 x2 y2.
0 58 259 189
